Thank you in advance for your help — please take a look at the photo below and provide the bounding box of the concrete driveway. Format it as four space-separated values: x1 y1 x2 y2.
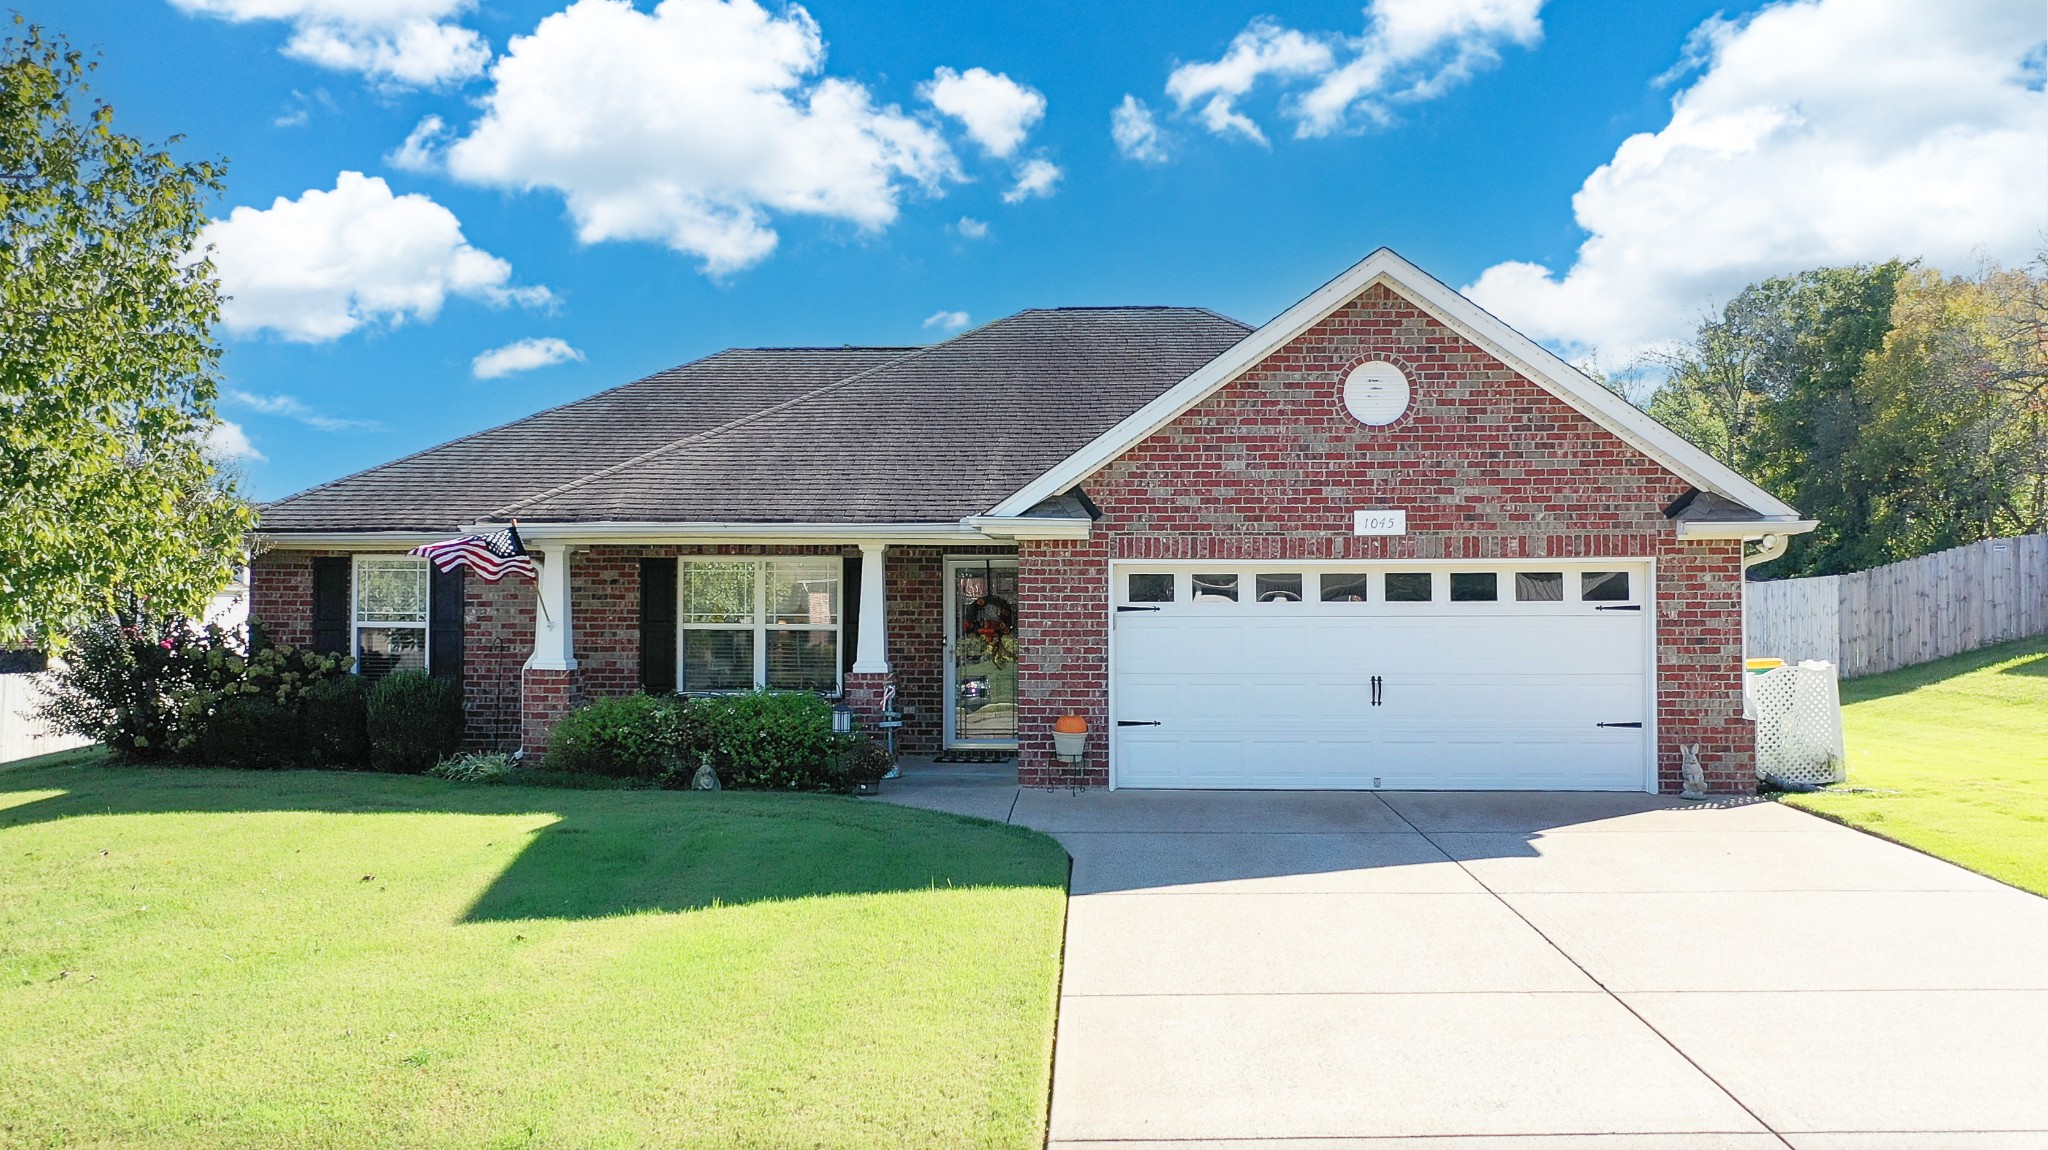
885 769 2048 1149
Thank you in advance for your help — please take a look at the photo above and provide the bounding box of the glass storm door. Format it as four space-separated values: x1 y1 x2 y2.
945 558 1020 747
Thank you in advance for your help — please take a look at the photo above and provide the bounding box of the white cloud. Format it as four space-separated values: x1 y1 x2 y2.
445 0 962 276
1165 0 1543 141
1111 94 1170 163
1165 19 1332 143
1002 157 1062 203
954 216 989 239
225 389 381 431
1464 0 2048 363
204 419 264 464
471 337 586 379
921 66 1046 159
922 309 971 333
167 0 490 87
200 171 552 343
387 114 450 171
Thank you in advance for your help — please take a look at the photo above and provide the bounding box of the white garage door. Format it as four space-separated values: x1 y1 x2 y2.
1111 563 1653 791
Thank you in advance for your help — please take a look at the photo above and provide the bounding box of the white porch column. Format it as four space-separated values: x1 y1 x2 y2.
530 547 577 671
852 543 889 674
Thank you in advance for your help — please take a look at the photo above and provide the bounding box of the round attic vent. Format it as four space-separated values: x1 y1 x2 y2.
1342 360 1410 426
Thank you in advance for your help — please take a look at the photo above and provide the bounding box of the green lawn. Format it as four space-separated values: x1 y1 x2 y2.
0 754 1069 1149
1781 635 2048 896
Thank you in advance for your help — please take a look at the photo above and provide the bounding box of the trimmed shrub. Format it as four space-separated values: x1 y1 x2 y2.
688 691 844 791
543 693 689 779
194 695 303 769
301 675 371 768
367 672 465 774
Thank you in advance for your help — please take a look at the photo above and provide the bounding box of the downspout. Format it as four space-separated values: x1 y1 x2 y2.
1742 533 1789 571
1738 533 1788 664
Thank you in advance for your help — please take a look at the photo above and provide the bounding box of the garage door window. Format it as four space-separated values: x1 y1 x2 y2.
1192 573 1239 602
1515 571 1564 602
1320 572 1371 602
1582 571 1631 601
1128 573 1175 603
1256 573 1303 602
1384 572 1433 602
1450 572 1498 602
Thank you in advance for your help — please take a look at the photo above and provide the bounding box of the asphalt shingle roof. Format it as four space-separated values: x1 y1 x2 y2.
260 307 1251 533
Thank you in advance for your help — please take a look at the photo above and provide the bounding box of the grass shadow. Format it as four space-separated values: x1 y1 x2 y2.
1842 635 2048 703
0 754 1067 922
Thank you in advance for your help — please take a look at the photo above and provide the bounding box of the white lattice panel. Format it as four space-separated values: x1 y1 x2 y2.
1750 662 1846 785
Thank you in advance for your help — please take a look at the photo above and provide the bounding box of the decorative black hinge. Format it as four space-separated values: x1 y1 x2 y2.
1595 604 1642 611
1116 605 1162 612
1116 720 1162 727
1596 721 1644 728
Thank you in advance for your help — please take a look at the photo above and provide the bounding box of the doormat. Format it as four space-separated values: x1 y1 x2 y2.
930 750 1016 764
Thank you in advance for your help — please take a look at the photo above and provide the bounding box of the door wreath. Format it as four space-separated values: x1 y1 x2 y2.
958 577 1019 668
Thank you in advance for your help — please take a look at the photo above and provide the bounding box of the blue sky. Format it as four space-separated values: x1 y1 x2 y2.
30 1 2046 500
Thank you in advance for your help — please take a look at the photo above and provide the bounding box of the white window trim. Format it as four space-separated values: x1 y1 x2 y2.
351 554 431 677
675 557 843 695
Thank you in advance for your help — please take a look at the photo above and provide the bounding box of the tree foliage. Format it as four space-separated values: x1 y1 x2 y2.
0 22 250 644
1648 258 2046 576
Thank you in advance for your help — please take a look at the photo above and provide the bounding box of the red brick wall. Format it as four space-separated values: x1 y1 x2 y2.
1016 283 1755 792
465 575 533 751
247 548 335 649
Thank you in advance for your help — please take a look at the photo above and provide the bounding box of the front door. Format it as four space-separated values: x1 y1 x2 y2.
945 557 1020 748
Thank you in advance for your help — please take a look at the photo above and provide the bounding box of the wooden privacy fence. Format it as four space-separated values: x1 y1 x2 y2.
0 672 92 764
1746 534 2048 677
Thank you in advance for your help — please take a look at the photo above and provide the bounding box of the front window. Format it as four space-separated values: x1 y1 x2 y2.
679 558 840 693
354 556 429 680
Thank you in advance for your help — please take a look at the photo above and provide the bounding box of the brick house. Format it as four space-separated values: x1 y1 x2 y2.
251 250 1812 793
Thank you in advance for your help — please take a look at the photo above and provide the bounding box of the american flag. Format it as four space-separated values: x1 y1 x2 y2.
410 524 536 582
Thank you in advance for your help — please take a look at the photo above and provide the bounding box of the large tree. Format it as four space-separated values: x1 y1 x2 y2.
0 22 249 645
1649 257 2046 577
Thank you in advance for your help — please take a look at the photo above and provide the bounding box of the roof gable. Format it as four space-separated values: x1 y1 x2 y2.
986 248 1804 526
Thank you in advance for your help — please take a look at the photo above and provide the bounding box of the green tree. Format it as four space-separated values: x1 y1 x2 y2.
0 22 249 645
1856 264 2048 557
1651 263 1907 575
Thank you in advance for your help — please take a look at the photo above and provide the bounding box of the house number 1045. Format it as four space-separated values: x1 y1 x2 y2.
1352 509 1407 536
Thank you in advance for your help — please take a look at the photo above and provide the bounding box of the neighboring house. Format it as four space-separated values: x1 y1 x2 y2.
250 249 1813 793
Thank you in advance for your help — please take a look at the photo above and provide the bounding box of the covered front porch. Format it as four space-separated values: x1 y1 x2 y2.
511 525 1035 768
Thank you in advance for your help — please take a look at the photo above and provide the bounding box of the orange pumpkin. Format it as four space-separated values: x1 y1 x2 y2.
1053 712 1088 734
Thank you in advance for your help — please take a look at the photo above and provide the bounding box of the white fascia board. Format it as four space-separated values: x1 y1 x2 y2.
254 531 445 549
960 515 1094 540
1676 518 1818 540
987 247 1802 523
477 521 995 546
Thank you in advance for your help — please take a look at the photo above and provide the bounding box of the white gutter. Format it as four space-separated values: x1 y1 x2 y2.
254 530 445 549
961 515 1094 541
477 520 996 545
1676 518 1818 541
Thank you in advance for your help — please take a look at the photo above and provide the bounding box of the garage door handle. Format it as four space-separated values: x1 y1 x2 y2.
1116 720 1161 727
1597 721 1643 728
1595 604 1641 611
1370 675 1382 706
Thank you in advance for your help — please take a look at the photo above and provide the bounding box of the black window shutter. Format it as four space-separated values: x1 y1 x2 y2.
311 557 350 656
640 557 677 694
429 565 464 682
841 554 861 676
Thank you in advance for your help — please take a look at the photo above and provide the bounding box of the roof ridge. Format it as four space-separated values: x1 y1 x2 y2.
488 339 950 521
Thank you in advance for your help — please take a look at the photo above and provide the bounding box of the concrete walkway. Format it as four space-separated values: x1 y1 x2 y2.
882 765 2048 1149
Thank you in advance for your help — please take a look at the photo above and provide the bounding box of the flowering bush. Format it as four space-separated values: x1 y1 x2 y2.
39 597 352 762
